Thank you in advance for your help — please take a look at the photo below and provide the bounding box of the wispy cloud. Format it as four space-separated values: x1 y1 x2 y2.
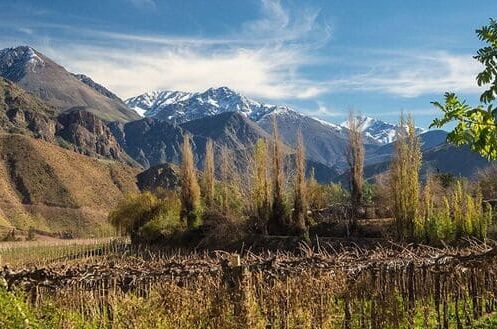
308 102 344 117
241 0 331 45
40 0 330 100
325 52 482 97
17 27 34 35
56 45 322 100
1 0 482 104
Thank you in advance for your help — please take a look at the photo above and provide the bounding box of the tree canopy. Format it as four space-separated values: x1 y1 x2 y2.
431 19 497 159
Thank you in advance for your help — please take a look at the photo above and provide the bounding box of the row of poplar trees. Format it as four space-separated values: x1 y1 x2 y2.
178 111 434 240
179 118 308 238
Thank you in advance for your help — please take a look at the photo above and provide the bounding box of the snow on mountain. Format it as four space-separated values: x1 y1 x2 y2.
0 46 45 80
126 87 421 144
126 90 194 118
125 86 347 136
311 116 344 132
126 87 282 122
340 116 425 144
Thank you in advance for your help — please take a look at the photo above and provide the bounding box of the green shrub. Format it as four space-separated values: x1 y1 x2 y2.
0 288 42 329
109 191 184 243
307 177 348 211
418 177 490 243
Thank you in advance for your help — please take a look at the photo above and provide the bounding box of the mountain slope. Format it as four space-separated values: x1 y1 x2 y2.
0 77 56 142
422 144 491 177
109 112 271 169
337 137 491 184
181 111 271 151
0 134 139 236
109 118 185 169
257 109 351 169
364 130 448 166
0 46 140 122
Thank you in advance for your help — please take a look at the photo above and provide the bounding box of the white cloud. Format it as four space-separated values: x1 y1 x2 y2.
55 45 322 100
314 102 343 117
39 0 330 100
297 102 345 119
17 27 34 35
4 0 482 103
326 52 483 97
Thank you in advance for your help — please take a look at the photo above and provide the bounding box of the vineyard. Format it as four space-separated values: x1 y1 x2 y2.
2 240 497 328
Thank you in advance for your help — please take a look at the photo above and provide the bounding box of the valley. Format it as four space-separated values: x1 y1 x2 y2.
1 6 497 327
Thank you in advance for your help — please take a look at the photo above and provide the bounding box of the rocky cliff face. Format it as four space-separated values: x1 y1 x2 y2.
56 107 135 164
0 77 137 166
0 77 58 141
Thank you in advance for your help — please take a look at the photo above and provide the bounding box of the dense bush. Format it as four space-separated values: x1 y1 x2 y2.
417 176 492 243
307 171 349 210
109 191 184 244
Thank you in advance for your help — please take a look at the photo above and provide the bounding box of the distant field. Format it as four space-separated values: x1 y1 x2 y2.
0 237 127 268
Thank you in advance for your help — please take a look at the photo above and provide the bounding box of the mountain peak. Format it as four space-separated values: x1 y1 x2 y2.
0 45 140 122
0 46 45 80
340 115 425 144
206 86 238 95
125 86 275 122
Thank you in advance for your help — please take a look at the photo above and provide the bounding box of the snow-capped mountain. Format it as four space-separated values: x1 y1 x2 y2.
340 116 425 144
0 46 45 81
126 86 287 123
126 87 425 145
0 46 140 122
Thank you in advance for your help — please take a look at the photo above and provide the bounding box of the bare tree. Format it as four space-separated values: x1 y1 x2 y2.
180 133 202 229
347 112 365 211
268 118 288 235
202 139 215 209
292 131 308 236
390 113 422 239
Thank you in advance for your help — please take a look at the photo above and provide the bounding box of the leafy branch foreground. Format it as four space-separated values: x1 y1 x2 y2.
3 242 497 328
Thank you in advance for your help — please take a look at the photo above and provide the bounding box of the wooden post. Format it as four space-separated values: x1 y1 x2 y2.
221 254 251 328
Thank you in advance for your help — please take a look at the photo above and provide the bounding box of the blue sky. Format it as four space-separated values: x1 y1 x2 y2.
0 0 496 127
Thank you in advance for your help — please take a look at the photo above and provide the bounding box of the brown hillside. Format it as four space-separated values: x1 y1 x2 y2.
0 46 140 122
0 134 139 236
